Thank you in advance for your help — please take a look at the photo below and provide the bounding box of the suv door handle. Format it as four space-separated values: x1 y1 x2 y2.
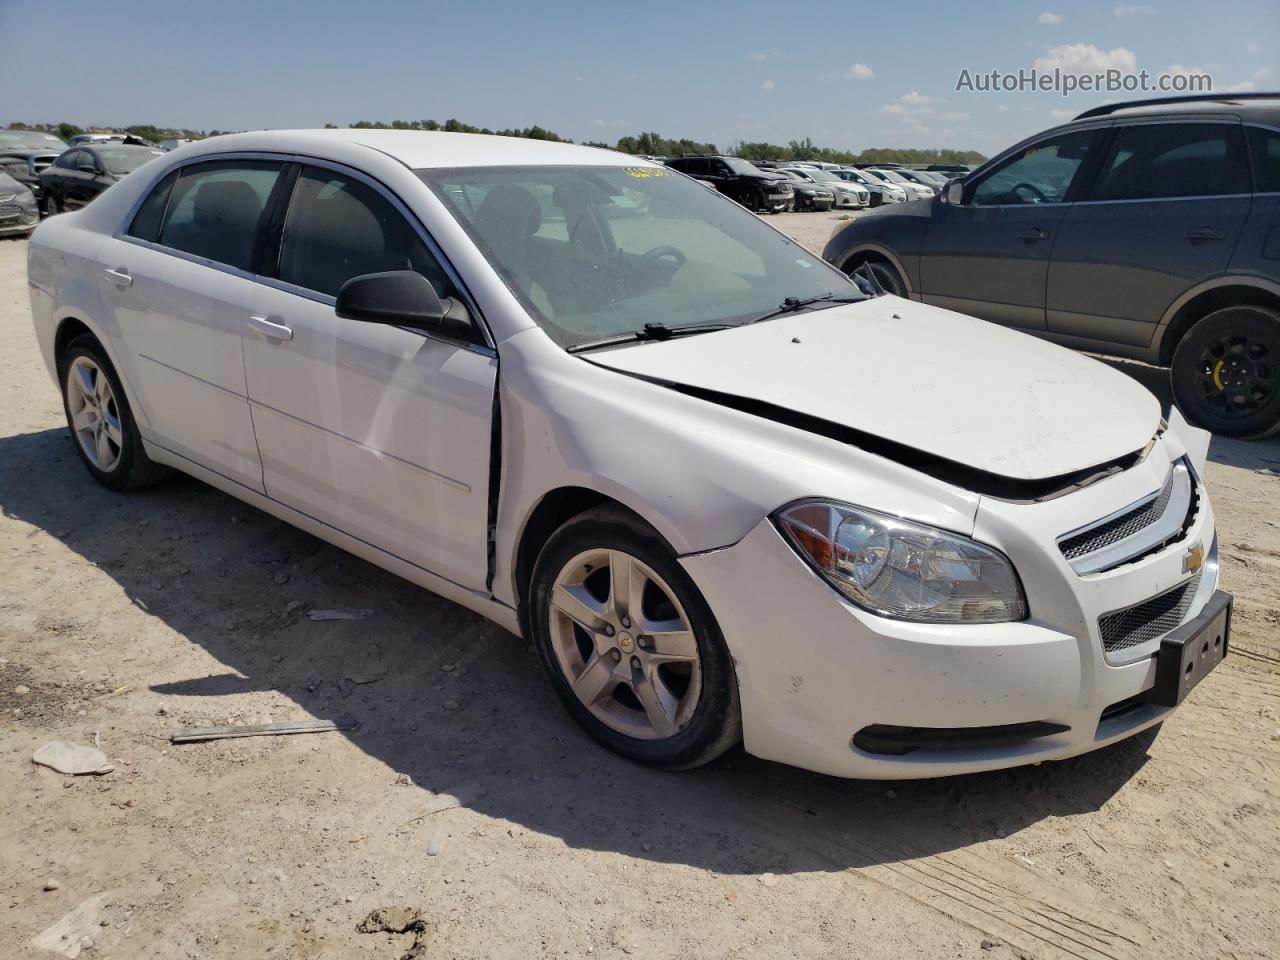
103 267 133 288
1185 226 1225 243
247 315 293 342
1017 228 1049 242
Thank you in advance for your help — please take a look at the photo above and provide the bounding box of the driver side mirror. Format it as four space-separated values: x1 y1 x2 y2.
335 271 474 342
944 181 965 205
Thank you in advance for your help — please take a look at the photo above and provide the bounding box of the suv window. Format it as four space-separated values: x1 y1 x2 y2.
278 166 455 300
1091 122 1249 201
158 161 283 271
971 128 1103 206
1248 126 1280 193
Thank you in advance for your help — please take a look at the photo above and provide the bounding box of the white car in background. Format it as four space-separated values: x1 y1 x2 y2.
864 166 935 200
26 130 1229 778
781 166 869 208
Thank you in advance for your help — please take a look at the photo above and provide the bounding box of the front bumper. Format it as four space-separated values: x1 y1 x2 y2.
0 201 39 235
682 437 1222 779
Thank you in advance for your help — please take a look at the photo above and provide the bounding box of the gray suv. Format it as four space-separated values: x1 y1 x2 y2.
824 93 1280 437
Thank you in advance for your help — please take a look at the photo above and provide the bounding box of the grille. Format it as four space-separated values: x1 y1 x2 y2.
1060 469 1176 560
1097 568 1202 654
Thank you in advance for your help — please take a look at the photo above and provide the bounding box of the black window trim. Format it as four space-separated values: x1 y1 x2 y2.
1072 116 1253 206
114 150 495 355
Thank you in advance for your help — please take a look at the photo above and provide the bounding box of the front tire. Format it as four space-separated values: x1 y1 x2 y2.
44 192 62 216
851 259 906 297
58 335 172 491
528 505 741 770
1171 305 1280 438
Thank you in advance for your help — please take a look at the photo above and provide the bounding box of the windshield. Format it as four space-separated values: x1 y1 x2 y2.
804 169 841 183
876 169 911 184
97 147 161 175
0 130 68 151
419 164 863 349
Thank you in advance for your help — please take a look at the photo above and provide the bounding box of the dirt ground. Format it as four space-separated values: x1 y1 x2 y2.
1 216 1278 960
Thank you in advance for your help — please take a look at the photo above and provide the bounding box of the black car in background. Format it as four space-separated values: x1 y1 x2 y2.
771 168 834 210
0 129 68 204
39 143 165 213
824 92 1280 437
663 155 792 212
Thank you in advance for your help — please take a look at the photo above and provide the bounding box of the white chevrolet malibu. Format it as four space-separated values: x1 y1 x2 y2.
27 131 1230 778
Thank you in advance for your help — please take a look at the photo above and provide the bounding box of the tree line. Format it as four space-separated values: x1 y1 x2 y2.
4 118 986 165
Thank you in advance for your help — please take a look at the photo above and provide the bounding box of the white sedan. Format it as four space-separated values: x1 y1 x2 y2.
27 130 1230 777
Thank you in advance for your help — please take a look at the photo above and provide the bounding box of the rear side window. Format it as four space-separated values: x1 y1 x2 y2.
128 170 178 243
277 166 454 299
157 161 283 271
1248 127 1280 193
1091 123 1249 201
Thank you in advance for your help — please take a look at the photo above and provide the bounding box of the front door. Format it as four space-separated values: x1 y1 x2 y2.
919 126 1108 331
1046 120 1252 348
242 163 496 590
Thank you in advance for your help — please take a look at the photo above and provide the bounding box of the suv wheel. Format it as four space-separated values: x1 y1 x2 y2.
58 334 172 490
45 192 62 216
1171 305 1280 438
528 505 741 770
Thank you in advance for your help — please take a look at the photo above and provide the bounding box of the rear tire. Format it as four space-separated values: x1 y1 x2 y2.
44 192 62 216
528 505 741 770
58 334 172 491
851 259 906 297
1170 305 1280 438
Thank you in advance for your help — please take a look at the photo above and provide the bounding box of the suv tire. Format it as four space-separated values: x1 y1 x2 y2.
1171 305 1280 438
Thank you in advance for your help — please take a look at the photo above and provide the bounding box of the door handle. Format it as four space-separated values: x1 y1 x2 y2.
247 315 293 342
1017 228 1049 242
103 267 133 288
1185 226 1225 243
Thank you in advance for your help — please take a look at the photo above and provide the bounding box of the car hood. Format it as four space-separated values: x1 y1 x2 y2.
588 297 1161 483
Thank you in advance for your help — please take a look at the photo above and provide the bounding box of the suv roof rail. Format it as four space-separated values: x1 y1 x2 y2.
1074 91 1280 120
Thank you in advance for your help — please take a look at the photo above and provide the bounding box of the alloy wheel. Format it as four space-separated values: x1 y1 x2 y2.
548 548 702 740
65 356 124 472
1195 333 1277 420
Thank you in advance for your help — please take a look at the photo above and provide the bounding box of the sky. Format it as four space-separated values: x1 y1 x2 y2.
1 0 1275 156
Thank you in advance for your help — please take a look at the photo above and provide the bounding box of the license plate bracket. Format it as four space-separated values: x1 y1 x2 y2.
1142 590 1231 707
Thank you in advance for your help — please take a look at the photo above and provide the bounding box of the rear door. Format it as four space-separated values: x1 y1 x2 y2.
1046 120 1252 349
242 162 496 590
919 126 1107 331
103 158 286 492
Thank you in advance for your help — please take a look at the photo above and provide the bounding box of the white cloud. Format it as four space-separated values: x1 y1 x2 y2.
1113 4 1153 14
748 50 791 62
883 91 942 116
1034 43 1137 74
1246 42 1261 54
1038 11 1063 24
940 111 971 122
847 62 874 79
761 79 776 91
1050 108 1076 120
995 104 1010 112
1220 66 1272 92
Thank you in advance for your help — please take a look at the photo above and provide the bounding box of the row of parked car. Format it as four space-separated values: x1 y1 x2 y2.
661 154 970 212
0 129 169 235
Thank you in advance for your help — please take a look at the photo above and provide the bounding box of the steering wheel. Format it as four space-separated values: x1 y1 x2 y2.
639 245 687 271
1011 182 1047 204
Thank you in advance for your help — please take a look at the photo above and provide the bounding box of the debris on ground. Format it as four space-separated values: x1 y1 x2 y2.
32 893 106 958
357 906 429 959
425 830 448 856
44 878 61 891
32 741 114 776
169 717 357 743
308 608 374 621
406 781 488 823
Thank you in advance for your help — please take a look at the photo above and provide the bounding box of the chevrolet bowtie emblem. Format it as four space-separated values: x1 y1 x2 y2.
1183 543 1204 574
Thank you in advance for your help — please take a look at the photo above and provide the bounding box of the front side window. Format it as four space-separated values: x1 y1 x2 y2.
277 166 455 299
970 129 1102 206
421 164 862 349
1091 123 1249 201
56 150 82 170
158 161 283 271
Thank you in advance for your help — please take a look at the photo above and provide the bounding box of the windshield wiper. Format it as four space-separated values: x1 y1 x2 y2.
747 293 864 325
567 322 733 354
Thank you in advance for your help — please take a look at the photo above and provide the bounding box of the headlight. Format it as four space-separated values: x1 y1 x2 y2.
774 500 1027 623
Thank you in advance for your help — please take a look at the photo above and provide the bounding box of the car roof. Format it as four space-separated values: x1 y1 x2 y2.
185 129 651 169
1073 92 1280 124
